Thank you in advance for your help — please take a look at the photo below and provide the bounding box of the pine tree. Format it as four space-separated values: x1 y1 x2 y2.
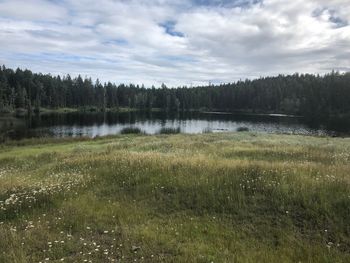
15 85 26 109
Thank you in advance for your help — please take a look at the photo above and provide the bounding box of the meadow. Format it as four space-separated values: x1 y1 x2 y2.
0 132 349 262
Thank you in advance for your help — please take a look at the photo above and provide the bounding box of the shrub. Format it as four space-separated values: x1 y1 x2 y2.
120 127 143 134
158 127 181 134
237 126 249 132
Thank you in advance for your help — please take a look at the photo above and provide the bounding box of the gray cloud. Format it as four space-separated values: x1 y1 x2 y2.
0 0 349 86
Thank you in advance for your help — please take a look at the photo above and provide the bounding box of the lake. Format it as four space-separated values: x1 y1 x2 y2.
0 111 349 140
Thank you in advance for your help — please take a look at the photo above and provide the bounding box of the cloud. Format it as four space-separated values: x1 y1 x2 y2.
0 0 349 86
0 0 67 21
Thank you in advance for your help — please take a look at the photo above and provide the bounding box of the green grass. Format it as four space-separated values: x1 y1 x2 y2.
0 132 349 262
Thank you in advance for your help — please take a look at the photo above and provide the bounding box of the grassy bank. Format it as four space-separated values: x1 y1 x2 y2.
1 107 166 115
0 133 349 262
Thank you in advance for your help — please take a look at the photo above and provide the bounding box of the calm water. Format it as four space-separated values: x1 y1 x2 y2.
0 111 349 140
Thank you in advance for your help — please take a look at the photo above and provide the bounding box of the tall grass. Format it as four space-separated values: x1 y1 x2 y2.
0 133 349 262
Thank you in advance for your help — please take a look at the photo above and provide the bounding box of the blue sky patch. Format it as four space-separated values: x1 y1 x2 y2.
192 0 261 8
159 21 184 37
329 15 348 28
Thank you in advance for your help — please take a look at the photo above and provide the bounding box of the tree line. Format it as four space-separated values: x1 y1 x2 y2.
0 65 349 119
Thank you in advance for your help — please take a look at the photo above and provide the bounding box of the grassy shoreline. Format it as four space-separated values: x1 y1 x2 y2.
0 106 156 116
0 133 349 262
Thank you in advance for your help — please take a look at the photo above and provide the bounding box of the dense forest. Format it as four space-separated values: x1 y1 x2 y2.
0 65 349 119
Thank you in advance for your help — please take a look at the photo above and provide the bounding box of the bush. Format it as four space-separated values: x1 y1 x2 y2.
236 126 249 132
120 127 143 134
158 127 181 134
0 106 13 114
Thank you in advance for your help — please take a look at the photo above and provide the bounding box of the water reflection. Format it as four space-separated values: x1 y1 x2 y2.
1 111 349 140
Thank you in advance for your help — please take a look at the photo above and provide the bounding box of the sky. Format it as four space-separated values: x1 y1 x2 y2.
0 0 349 87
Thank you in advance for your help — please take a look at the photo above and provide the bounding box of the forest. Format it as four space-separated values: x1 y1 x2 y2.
0 65 349 119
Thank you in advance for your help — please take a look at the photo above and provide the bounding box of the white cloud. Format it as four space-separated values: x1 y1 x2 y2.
0 0 67 21
0 0 349 86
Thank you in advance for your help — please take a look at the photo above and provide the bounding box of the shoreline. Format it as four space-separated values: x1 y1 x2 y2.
201 111 302 117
